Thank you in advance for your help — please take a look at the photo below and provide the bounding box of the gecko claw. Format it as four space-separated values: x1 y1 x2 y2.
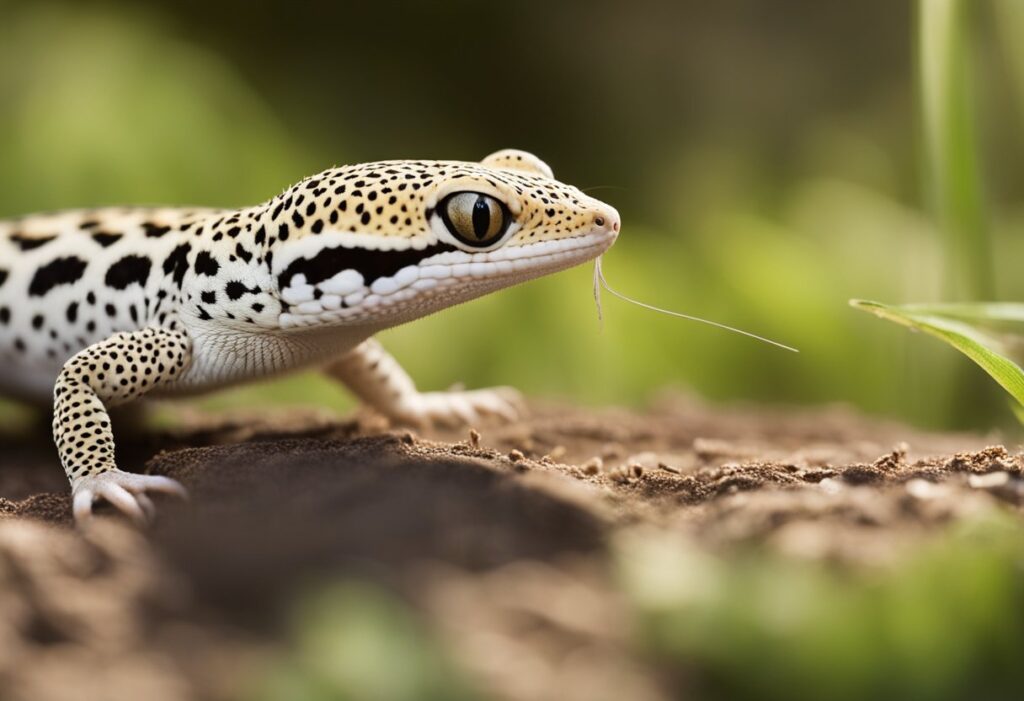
71 470 188 525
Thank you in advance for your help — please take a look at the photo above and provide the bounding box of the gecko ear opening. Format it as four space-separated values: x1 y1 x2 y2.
481 149 554 179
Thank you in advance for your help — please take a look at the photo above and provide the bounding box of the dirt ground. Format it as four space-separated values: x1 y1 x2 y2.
0 395 1022 701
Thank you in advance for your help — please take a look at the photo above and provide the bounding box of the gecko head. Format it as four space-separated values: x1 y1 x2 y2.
273 149 620 329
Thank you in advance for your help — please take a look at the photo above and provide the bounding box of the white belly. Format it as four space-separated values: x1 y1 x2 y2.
158 323 373 396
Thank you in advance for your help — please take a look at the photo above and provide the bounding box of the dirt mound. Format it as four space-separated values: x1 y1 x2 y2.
151 434 606 618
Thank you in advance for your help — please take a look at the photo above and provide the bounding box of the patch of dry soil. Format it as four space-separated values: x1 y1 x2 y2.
0 397 1021 700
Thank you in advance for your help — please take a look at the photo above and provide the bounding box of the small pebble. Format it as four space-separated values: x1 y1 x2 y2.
657 461 680 474
582 457 603 475
509 449 525 463
969 472 1010 489
818 477 844 495
906 478 944 500
609 466 631 483
468 428 481 448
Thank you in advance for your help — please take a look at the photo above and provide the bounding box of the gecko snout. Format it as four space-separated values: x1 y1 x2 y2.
593 206 621 237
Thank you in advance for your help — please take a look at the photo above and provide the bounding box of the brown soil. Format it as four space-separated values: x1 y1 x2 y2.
0 396 1022 701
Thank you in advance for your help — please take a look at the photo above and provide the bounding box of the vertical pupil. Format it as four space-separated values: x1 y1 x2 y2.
471 197 491 239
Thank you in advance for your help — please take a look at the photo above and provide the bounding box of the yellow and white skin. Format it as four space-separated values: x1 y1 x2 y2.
0 149 620 523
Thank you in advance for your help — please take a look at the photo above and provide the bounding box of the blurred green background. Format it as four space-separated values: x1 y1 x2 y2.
2 0 1024 430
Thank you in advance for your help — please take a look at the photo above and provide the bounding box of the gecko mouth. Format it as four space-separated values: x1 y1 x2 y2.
278 230 616 329
418 230 615 281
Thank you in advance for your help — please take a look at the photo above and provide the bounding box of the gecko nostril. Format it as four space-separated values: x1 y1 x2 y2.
594 211 620 234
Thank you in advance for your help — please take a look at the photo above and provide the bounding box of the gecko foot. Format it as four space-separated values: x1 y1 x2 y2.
394 386 526 427
72 470 188 525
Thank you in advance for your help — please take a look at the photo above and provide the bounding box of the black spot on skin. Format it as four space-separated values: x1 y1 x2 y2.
0 307 9 324
194 251 219 276
10 234 56 251
31 314 43 330
91 231 123 247
29 257 88 297
142 222 172 238
197 306 212 321
66 302 78 323
254 226 266 245
163 243 191 288
235 243 253 263
0 269 7 287
279 242 457 290
224 281 250 301
201 290 217 304
105 255 152 290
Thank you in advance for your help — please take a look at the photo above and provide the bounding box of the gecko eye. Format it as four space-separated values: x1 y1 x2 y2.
439 192 512 247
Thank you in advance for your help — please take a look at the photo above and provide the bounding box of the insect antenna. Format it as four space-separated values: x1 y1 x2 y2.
593 256 799 353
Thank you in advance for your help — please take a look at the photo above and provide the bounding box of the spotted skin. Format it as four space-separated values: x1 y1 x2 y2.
0 149 620 522
54 327 192 523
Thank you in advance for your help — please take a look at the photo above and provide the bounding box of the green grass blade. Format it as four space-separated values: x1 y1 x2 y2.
851 299 1024 410
917 0 993 300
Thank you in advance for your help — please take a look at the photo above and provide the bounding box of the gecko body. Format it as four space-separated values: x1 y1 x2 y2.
0 149 620 521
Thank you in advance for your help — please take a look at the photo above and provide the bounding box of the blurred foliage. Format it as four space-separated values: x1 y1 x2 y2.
0 4 314 211
1 0 1024 429
250 583 483 701
616 516 1024 701
918 0 992 301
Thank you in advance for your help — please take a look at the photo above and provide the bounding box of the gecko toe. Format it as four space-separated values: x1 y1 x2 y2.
71 470 188 525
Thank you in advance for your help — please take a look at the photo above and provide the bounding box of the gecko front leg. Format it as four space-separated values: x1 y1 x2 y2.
326 338 525 426
54 327 191 523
